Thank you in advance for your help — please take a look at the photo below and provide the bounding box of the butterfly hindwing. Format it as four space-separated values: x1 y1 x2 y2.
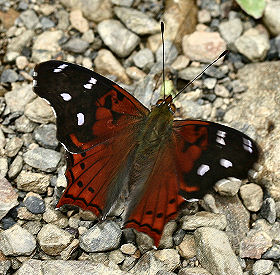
173 120 259 198
33 60 149 153
125 120 259 246
125 142 185 247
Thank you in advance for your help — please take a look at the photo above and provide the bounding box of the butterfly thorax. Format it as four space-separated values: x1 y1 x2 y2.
139 101 174 149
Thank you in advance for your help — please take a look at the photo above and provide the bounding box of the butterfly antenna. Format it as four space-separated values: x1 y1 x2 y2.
161 21 166 100
173 50 229 100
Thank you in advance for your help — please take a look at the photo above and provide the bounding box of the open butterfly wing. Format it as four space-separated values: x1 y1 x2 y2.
125 141 185 247
173 120 259 199
125 120 259 246
57 127 138 217
33 61 149 153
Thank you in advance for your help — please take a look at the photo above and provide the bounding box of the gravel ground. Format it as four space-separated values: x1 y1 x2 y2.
0 0 280 274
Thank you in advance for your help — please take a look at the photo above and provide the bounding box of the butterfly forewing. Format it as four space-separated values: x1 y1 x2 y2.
33 61 149 153
173 120 259 199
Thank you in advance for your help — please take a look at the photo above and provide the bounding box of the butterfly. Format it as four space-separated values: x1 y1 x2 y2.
33 60 259 247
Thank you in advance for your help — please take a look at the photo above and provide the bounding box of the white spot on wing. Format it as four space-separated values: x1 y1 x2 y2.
33 80 37 87
77 112 85 126
243 138 253 153
33 71 38 77
60 93 72 101
197 164 210 176
220 158 232 168
216 136 225 145
89 77 97 84
53 64 68 73
58 64 68 69
217 130 226 138
84 83 92 89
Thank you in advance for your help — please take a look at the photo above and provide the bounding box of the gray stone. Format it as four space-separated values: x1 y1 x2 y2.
225 61 280 200
80 220 122 252
56 9 69 30
40 17 55 30
8 155 23 179
70 9 89 33
240 183 263 212
16 259 130 275
194 227 243 275
0 259 11 275
24 196 46 214
158 220 177 249
203 78 217 89
63 38 89 53
0 178 18 220
260 198 277 224
154 249 181 271
7 30 34 54
111 0 134 7
38 224 74 256
94 49 131 84
0 224 36 256
176 234 196 259
270 267 280 275
15 115 37 133
60 0 112 23
43 204 68 228
32 30 63 62
263 1 280 36
181 211 227 231
16 171 50 193
219 18 243 44
120 243 137 255
33 124 58 149
214 177 241 196
231 79 246 93
0 157 8 178
252 259 273 275
4 84 36 113
214 84 230 97
239 230 272 259
252 220 280 244
179 99 212 120
179 67 203 81
22 220 42 235
23 147 61 172
178 267 212 275
5 137 23 158
263 243 280 259
114 7 159 35
156 40 178 64
182 31 226 63
98 19 140 57
25 97 55 124
205 66 228 79
1 69 18 83
0 127 6 149
130 250 170 275
235 28 270 62
214 195 250 253
19 9 39 29
133 48 154 70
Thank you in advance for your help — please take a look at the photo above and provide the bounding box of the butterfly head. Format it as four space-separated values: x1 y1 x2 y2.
153 94 176 114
